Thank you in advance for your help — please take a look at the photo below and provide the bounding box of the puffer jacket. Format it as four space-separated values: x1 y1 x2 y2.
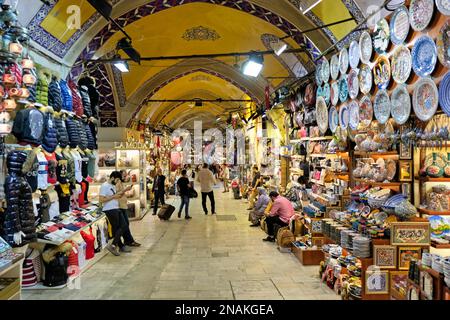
36 72 49 105
68 80 83 117
85 122 96 150
78 85 92 118
26 83 37 102
48 77 62 111
12 107 45 146
77 119 88 150
89 121 98 150
54 115 69 148
1 151 36 246
78 77 99 118
65 116 81 148
42 110 58 153
59 79 73 112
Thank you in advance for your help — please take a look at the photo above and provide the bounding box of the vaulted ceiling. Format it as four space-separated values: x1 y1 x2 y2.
19 0 372 129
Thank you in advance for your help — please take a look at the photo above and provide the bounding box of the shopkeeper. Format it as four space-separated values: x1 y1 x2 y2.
263 191 295 242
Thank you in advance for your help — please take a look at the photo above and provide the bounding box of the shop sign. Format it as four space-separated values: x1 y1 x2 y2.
390 222 430 246
114 141 150 150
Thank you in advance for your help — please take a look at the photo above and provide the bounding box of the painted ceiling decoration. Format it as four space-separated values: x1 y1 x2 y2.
190 75 212 82
182 25 221 41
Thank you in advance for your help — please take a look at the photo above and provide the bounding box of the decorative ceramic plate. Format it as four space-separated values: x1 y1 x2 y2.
410 0 434 31
436 20 450 69
391 45 412 84
316 85 323 101
339 103 350 130
438 71 450 116
413 77 439 121
373 19 390 54
374 89 391 124
329 106 339 133
322 57 330 83
348 69 359 99
349 40 360 69
373 55 391 90
339 74 349 103
304 83 316 107
359 31 373 64
359 95 373 129
391 85 411 125
323 82 331 105
412 35 437 78
390 5 410 45
316 96 329 134
330 54 340 80
436 0 450 15
331 81 339 106
359 64 372 94
316 61 323 85
339 47 349 75
348 100 360 131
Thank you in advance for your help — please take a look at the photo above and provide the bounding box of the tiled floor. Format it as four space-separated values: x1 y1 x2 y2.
23 185 338 300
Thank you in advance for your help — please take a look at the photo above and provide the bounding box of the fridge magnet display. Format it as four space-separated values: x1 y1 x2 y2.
398 246 421 270
373 245 397 269
365 270 389 295
391 222 430 246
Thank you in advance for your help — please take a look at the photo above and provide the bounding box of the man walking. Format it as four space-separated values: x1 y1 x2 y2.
197 163 217 215
99 171 132 256
263 191 295 242
152 168 166 215
177 169 192 220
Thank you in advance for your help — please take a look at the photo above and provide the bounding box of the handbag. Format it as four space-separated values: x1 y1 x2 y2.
188 187 198 198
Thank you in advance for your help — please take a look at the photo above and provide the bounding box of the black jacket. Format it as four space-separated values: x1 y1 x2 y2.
12 107 45 146
152 175 166 193
78 77 99 118
78 85 92 118
85 122 96 150
54 116 69 148
65 117 81 148
1 151 36 246
48 77 62 112
77 119 88 150
42 111 58 153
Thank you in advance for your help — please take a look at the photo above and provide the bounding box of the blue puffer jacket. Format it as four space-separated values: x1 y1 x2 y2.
48 77 62 112
59 79 73 112
41 111 58 153
65 117 81 148
12 107 45 145
85 122 96 150
54 116 69 148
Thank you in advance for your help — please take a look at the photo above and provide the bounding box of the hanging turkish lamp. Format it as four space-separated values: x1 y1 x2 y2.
9 40 22 55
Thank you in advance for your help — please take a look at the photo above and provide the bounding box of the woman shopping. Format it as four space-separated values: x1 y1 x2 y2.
248 187 270 227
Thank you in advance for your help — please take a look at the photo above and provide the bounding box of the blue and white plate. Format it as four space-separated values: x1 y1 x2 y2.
437 20 450 69
348 69 359 99
374 89 391 124
316 61 323 85
323 82 331 105
331 81 339 106
316 85 323 101
348 100 360 131
373 19 390 54
339 74 349 103
439 71 450 116
330 54 340 80
339 103 349 130
339 47 349 75
436 0 450 15
391 85 411 125
322 57 330 83
329 106 339 133
384 194 406 207
349 40 360 69
390 5 410 45
413 77 439 122
412 35 437 77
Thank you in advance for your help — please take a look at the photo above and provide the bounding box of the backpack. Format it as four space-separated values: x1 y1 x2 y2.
276 226 295 248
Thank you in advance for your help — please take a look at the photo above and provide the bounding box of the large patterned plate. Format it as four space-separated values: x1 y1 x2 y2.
359 64 372 94
412 35 437 77
339 74 349 103
436 0 450 15
348 69 359 99
329 106 339 133
373 55 391 90
410 0 434 31
390 5 410 45
436 20 450 69
339 103 350 130
391 45 412 84
359 31 373 64
330 54 340 80
316 96 329 134
391 85 411 125
374 89 391 124
323 82 331 105
349 40 360 69
316 61 323 85
359 95 373 129
331 81 339 106
348 100 360 131
316 85 323 101
413 77 439 121
339 47 349 75
438 71 450 116
373 19 390 54
322 57 330 83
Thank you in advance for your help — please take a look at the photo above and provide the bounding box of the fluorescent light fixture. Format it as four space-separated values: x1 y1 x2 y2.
113 60 129 72
216 117 221 121
299 0 323 14
242 55 264 77
273 40 288 56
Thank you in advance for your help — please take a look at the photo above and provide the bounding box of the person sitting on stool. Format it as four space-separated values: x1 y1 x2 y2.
263 191 295 242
